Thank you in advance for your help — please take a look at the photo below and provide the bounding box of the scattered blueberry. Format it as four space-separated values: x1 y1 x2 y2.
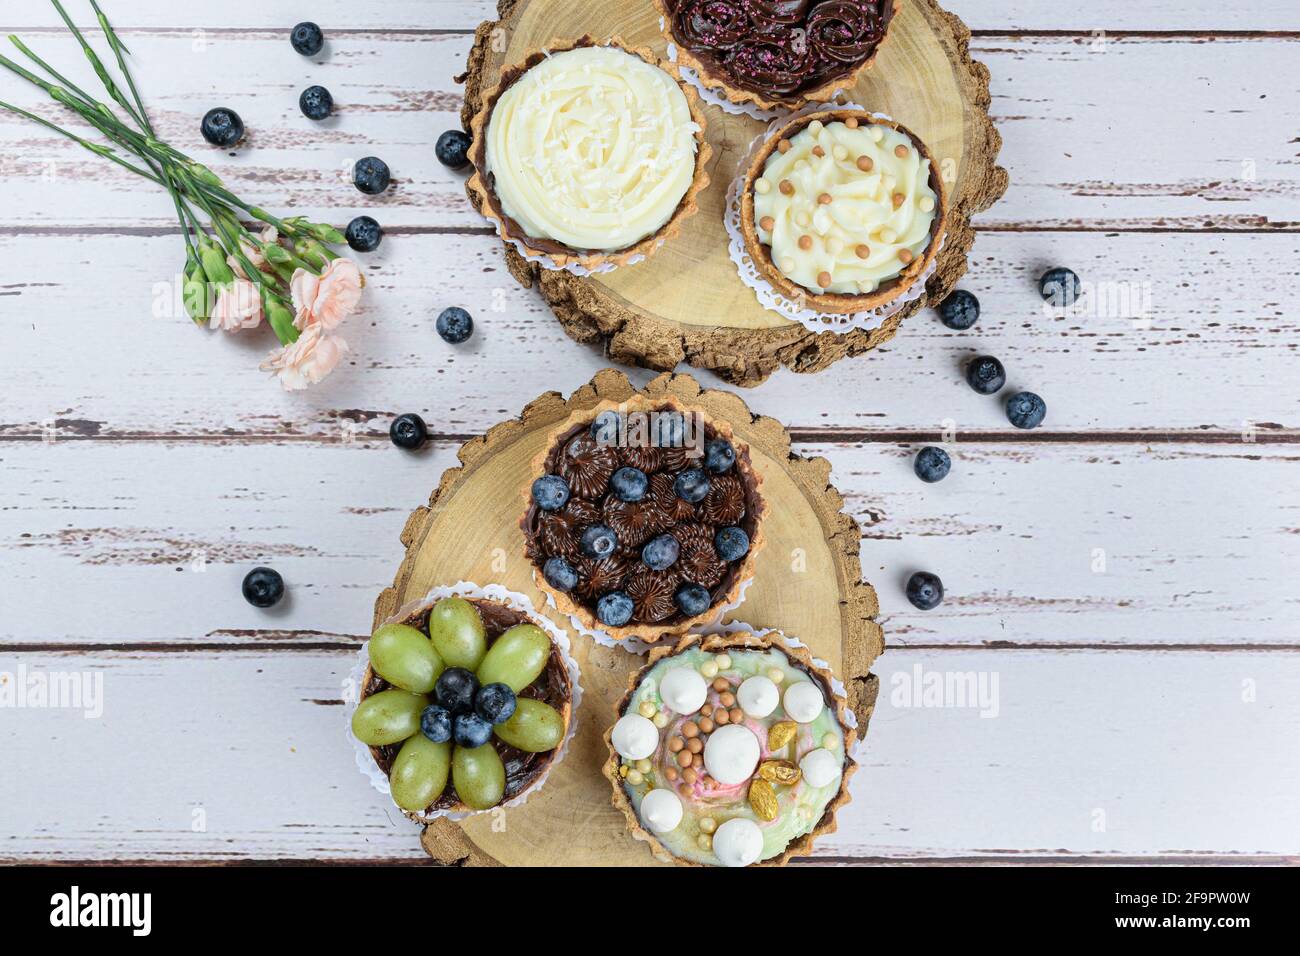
453 712 494 748
611 467 648 503
704 439 735 474
1040 267 1081 307
435 667 479 715
435 129 472 170
1006 391 1047 430
241 566 284 608
591 410 622 444
580 523 618 559
475 683 517 725
938 289 980 330
642 534 680 571
913 447 951 483
389 413 428 450
299 85 334 121
353 156 391 195
674 582 711 617
200 107 244 148
436 306 473 344
419 704 452 743
965 355 1006 396
543 556 579 592
714 527 750 562
290 21 324 56
345 215 382 253
530 475 570 512
674 468 710 504
654 411 686 448
597 591 635 627
905 572 944 611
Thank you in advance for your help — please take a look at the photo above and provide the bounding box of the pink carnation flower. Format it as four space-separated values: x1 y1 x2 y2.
291 258 364 331
209 277 264 332
260 324 349 391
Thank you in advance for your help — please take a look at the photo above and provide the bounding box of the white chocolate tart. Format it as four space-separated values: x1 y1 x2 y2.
467 37 712 270
741 110 947 315
604 632 857 867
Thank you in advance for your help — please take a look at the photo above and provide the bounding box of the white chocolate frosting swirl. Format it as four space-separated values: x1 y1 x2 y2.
486 47 701 252
753 119 938 295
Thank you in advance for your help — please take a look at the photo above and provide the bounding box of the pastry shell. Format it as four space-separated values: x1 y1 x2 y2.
466 35 712 271
740 109 949 315
604 631 858 866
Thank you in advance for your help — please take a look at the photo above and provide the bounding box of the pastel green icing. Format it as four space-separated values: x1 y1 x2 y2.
619 645 846 865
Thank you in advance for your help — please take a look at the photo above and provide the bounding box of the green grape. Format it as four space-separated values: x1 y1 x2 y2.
389 735 451 812
476 624 549 692
493 698 565 752
452 742 506 810
426 597 487 670
350 688 427 746
369 623 444 693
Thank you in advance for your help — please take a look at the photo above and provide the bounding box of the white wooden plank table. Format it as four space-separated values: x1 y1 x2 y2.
0 1 1297 865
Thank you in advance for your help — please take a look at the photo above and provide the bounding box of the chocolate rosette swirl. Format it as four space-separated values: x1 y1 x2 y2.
725 38 816 97
676 0 752 49
806 0 888 65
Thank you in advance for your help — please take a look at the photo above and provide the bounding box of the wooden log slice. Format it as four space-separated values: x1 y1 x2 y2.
459 0 1008 386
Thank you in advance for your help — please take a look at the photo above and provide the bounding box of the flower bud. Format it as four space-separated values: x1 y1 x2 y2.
183 254 209 323
198 238 235 287
305 222 347 245
262 292 299 346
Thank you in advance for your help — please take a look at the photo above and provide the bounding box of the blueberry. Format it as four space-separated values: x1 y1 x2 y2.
580 523 618 559
938 289 979 330
419 704 452 743
436 306 473 344
1006 391 1047 430
642 533 680 571
389 413 428 450
290 21 324 56
345 215 382 253
241 566 284 608
674 468 710 504
674 582 711 617
353 156 391 195
543 556 578 592
965 355 1006 395
906 572 944 610
914 446 951 483
299 85 334 121
714 527 750 562
654 411 685 448
591 410 622 445
200 107 244 148
531 475 570 512
435 129 472 170
453 712 494 748
435 667 479 715
597 591 634 627
475 682 517 725
704 439 735 474
611 467 648 503
1040 267 1081 307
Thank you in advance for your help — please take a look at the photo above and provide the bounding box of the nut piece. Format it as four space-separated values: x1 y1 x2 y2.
758 759 802 786
748 778 779 821
768 719 797 751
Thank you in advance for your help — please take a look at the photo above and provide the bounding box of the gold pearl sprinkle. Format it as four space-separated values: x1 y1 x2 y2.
777 138 791 154
898 248 915 264
895 144 910 158
812 145 825 158
855 244 871 259
817 272 833 288
798 235 813 251
779 179 794 196
856 155 873 172
760 216 775 232
818 192 833 205
893 192 906 208
845 116 860 129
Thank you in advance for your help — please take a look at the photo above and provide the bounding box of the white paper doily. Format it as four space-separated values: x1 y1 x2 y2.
725 101 943 333
347 581 583 823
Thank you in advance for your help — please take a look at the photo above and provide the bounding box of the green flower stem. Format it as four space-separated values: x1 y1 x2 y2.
48 1 149 132
0 97 161 182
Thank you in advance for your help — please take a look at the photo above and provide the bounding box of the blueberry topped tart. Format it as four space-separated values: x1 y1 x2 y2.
605 631 856 866
523 398 765 643
351 595 573 818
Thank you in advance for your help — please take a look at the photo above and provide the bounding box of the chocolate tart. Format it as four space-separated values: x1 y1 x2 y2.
604 631 857 867
655 0 900 112
359 596 573 821
740 109 948 315
466 36 712 272
522 395 766 644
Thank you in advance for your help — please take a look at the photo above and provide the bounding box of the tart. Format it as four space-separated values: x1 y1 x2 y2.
655 0 899 112
351 594 573 819
522 396 765 644
604 631 856 866
740 110 947 314
466 36 712 271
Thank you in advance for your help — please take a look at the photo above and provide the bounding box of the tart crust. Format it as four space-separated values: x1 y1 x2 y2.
465 35 713 272
740 109 949 315
360 595 573 823
604 631 858 867
653 0 901 113
523 394 766 644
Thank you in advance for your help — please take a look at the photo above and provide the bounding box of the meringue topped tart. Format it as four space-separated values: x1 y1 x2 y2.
484 45 703 255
